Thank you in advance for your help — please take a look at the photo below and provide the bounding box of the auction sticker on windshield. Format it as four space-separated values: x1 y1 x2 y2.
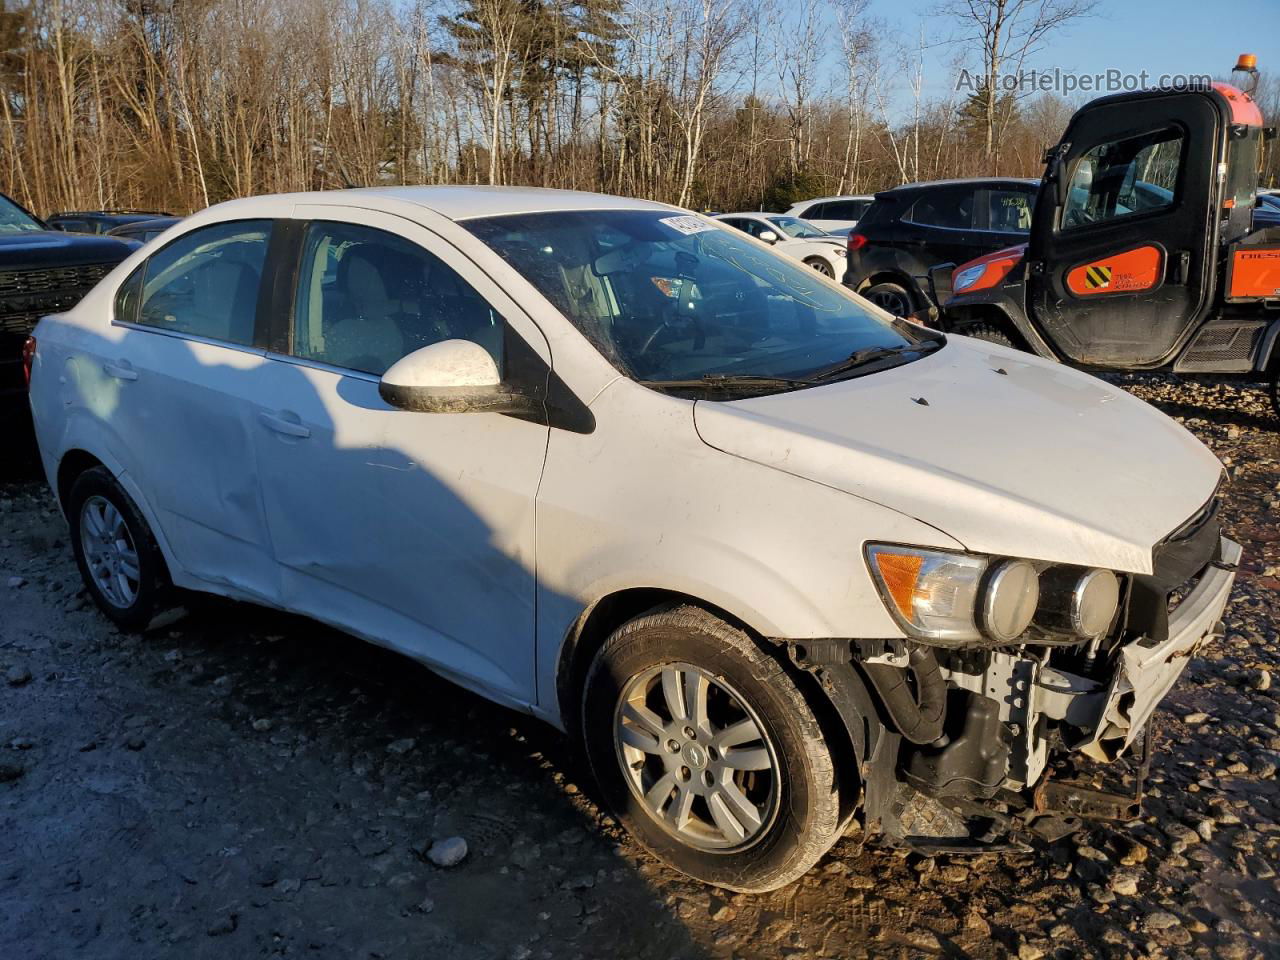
659 215 715 235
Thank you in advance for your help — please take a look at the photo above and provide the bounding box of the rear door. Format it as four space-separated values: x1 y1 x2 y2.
1027 90 1223 366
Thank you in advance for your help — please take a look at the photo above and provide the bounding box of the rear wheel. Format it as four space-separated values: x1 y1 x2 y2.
861 281 913 317
67 467 170 630
805 257 834 278
581 605 843 892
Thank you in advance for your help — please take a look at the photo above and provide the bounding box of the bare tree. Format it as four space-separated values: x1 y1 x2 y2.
938 0 1096 173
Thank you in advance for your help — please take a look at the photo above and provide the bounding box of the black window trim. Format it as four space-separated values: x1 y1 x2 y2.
109 216 278 355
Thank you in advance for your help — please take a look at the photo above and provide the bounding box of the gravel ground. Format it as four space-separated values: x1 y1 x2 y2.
1 374 1278 960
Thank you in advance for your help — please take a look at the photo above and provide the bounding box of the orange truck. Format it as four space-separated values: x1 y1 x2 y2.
931 55 1280 417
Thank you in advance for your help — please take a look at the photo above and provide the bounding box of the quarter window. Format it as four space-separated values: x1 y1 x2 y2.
125 220 270 345
290 221 505 377
1062 128 1182 229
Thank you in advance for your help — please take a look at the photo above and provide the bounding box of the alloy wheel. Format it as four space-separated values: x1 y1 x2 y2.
79 494 140 608
613 662 781 851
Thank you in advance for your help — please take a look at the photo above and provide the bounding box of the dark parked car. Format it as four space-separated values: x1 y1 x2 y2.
46 211 172 235
106 216 181 244
843 178 1039 316
0 193 136 429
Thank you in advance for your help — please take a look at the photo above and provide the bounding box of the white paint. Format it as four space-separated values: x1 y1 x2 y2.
28 185 1228 738
384 340 500 390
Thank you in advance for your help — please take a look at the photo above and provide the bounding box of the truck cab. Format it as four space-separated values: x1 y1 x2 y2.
934 59 1279 415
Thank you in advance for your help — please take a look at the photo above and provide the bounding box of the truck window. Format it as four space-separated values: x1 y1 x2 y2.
1062 128 1182 230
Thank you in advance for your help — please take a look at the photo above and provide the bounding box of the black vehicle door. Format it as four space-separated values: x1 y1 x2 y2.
1026 89 1223 367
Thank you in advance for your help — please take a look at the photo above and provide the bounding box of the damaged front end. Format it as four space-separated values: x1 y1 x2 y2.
788 507 1240 850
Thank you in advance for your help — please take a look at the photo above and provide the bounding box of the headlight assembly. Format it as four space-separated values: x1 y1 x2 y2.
866 544 1101 646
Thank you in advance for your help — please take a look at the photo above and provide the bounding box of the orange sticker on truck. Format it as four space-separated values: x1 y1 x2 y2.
1066 246 1163 296
1228 248 1280 299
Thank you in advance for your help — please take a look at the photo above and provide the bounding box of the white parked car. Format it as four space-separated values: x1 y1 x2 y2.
713 212 846 277
27 187 1238 892
784 194 874 233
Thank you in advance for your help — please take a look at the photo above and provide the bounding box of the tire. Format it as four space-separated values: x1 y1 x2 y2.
961 321 1016 349
581 605 842 892
67 466 170 631
805 257 834 278
862 281 914 317
1270 368 1279 420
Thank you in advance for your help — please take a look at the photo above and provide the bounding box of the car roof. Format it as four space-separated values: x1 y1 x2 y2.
878 177 1039 196
790 195 874 206
207 186 676 223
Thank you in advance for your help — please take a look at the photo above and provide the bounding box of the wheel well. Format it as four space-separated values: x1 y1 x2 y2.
56 449 106 511
554 588 863 821
557 589 750 730
860 271 913 293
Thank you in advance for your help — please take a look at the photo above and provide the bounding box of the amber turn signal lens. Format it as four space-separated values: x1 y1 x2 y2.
873 552 924 618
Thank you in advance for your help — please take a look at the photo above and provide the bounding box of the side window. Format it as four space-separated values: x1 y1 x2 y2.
905 189 975 229
803 202 828 220
824 201 856 220
987 189 1034 233
1062 128 1182 230
291 221 505 377
129 220 270 345
719 218 747 234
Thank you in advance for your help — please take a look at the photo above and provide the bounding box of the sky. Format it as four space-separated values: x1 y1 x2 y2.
867 0 1280 113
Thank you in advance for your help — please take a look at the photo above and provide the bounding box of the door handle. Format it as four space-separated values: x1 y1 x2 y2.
102 360 138 381
258 411 311 439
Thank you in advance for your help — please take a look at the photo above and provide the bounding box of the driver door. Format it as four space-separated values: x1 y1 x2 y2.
1027 90 1222 366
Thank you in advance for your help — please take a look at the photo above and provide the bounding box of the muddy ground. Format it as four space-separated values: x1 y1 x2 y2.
1 375 1278 960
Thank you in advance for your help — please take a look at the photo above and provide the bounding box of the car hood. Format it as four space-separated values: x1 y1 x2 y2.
693 341 1222 573
0 230 137 268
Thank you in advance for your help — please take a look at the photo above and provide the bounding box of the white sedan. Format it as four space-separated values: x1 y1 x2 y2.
27 187 1237 892
713 212 847 277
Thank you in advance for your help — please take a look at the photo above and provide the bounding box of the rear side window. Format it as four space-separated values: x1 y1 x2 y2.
905 189 975 229
289 221 505 377
986 189 1033 232
1062 128 1182 230
119 220 270 346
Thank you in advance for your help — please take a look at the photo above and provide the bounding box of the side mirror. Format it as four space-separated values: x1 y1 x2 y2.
378 339 539 415
758 229 779 244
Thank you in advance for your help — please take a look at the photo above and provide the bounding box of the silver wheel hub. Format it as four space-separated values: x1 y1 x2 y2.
79 495 140 609
614 662 780 852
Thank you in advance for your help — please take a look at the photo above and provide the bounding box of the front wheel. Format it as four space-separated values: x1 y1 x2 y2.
960 321 1016 349
581 606 843 892
805 257 834 278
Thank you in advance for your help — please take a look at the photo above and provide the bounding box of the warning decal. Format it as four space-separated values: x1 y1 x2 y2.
1084 264 1112 290
1066 245 1163 297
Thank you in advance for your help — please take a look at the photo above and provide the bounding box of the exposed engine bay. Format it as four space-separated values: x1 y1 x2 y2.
786 506 1240 849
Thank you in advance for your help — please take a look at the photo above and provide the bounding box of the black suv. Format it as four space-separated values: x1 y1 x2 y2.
1 193 137 427
46 211 172 235
843 178 1038 316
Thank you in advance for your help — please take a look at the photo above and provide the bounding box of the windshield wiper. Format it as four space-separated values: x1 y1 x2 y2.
639 373 816 390
809 341 939 382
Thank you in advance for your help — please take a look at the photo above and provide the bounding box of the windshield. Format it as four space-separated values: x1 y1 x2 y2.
0 194 43 234
464 209 932 387
767 216 828 239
